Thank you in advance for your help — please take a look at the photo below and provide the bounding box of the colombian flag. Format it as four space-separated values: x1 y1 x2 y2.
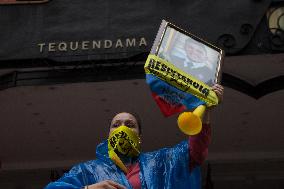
145 54 218 117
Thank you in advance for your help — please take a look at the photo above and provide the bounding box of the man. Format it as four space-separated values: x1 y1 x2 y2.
170 38 216 86
44 85 224 189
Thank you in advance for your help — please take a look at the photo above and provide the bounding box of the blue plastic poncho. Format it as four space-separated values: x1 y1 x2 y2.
45 140 201 189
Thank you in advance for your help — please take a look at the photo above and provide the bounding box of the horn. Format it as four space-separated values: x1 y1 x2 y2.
177 105 206 135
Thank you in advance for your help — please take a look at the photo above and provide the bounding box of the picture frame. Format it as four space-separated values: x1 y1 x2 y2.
150 20 224 86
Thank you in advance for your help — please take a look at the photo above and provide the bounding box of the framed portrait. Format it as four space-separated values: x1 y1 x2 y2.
150 20 224 86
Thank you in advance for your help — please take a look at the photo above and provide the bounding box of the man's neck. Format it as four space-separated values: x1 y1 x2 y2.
117 152 137 166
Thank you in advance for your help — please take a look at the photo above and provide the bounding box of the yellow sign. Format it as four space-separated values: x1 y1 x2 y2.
144 54 219 106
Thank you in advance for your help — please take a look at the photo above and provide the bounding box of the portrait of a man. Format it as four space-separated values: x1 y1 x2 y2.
157 27 222 86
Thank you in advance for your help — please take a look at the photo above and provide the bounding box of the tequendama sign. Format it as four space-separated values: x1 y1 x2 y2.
38 38 148 53
0 0 271 62
0 0 49 4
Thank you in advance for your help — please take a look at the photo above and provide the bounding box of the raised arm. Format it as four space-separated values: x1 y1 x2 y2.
189 84 224 171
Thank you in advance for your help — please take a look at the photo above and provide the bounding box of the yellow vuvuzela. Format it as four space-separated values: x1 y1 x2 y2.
177 105 206 135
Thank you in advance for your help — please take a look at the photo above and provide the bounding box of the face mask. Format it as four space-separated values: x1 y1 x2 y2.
108 125 141 173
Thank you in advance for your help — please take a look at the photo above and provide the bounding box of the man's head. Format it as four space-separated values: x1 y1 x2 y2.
109 112 141 137
184 38 208 63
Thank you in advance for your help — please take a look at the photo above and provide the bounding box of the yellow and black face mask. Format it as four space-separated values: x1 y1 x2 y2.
108 125 141 173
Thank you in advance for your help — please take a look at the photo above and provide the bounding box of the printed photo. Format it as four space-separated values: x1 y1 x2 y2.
157 25 223 86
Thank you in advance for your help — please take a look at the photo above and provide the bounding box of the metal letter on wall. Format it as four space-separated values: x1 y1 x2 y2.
0 0 49 5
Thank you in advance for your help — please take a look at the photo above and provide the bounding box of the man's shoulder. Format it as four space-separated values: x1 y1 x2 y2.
67 159 100 174
170 54 186 64
142 140 188 157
